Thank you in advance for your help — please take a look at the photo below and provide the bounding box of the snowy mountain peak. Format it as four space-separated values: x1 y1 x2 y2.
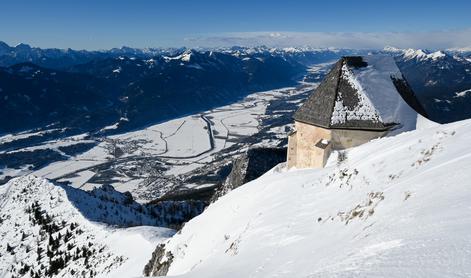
14 42 32 50
429 50 446 60
403 48 428 60
281 47 303 53
164 49 193 62
382 46 403 53
402 48 447 61
181 51 192 62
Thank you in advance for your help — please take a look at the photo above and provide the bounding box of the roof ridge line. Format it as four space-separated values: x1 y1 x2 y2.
328 58 345 128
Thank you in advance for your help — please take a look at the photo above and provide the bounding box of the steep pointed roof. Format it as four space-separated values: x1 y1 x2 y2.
294 55 427 131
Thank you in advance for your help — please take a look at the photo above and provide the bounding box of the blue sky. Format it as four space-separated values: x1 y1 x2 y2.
1 0 471 49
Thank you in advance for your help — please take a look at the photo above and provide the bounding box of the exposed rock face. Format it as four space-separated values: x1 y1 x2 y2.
143 147 287 276
143 244 174 277
212 147 287 201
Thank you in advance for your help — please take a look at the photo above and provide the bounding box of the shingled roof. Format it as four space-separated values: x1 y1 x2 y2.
294 55 427 131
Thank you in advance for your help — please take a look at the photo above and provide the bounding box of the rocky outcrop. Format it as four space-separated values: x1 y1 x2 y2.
143 147 287 276
143 244 174 277
212 147 287 201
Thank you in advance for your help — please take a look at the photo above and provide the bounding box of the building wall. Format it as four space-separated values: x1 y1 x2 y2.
331 129 386 149
287 131 298 168
287 121 387 169
287 121 332 169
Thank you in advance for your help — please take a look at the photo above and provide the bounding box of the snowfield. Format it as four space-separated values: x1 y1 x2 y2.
0 176 174 278
148 118 471 278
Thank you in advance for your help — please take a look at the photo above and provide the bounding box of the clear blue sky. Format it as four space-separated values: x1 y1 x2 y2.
1 0 470 49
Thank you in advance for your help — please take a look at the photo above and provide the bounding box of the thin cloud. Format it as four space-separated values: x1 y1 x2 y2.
183 29 471 49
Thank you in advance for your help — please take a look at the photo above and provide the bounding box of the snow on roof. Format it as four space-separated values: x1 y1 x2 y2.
349 55 420 132
330 63 382 125
294 55 424 133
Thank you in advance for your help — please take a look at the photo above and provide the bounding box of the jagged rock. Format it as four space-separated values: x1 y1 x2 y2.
143 148 287 276
143 244 174 277
212 147 287 201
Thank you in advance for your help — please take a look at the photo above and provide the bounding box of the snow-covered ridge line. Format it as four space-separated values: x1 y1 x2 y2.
331 63 381 125
146 118 471 278
403 48 446 61
0 175 174 278
382 46 453 62
0 40 357 57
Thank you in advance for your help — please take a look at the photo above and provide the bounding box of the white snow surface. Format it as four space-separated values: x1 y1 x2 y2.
156 118 471 278
331 63 381 125
0 176 173 278
333 55 420 133
403 49 446 61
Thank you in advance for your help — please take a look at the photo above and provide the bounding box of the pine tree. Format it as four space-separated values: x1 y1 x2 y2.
37 245 43 261
48 234 54 247
6 243 14 254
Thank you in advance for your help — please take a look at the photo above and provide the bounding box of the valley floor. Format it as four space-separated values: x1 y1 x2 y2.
0 64 329 202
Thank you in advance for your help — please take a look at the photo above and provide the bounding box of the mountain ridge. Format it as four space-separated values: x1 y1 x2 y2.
0 175 175 277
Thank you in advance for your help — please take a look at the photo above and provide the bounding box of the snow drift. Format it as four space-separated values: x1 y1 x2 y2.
146 118 471 278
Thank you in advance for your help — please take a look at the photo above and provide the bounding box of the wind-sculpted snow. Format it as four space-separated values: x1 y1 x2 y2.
146 119 471 278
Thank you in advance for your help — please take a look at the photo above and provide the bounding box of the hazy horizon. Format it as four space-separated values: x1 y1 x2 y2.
1 0 470 50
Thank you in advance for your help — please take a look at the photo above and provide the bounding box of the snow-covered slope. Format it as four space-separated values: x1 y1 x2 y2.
146 119 471 277
0 176 174 278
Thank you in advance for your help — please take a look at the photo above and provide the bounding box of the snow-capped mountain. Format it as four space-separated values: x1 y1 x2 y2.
144 118 471 277
401 49 446 61
392 49 471 124
2 43 471 278
0 41 175 69
0 46 340 201
1 45 329 134
0 41 356 69
0 175 175 278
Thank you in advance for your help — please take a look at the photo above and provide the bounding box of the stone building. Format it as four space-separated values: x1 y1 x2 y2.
287 55 427 169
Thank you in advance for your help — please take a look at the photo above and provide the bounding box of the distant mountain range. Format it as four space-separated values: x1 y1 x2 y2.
0 42 359 134
0 41 349 70
389 48 471 123
1 41 471 134
2 42 471 278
